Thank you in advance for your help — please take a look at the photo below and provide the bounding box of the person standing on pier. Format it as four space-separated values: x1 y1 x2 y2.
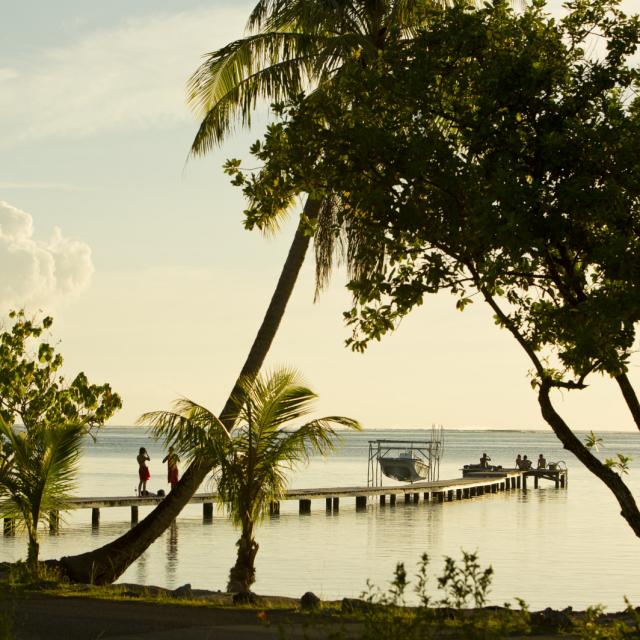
537 454 547 469
480 452 491 469
137 447 151 496
163 446 180 491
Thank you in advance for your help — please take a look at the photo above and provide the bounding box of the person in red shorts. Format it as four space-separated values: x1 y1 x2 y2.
137 447 151 496
162 446 180 491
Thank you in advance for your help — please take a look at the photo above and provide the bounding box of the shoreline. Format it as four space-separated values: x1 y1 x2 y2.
1 574 638 640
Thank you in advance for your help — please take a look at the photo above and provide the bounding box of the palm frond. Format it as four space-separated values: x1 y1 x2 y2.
0 416 85 543
188 32 325 152
139 399 230 466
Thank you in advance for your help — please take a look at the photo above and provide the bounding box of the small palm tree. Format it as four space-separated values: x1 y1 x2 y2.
0 416 84 574
141 367 360 595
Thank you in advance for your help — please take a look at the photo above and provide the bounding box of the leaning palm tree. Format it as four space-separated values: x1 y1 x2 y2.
142 368 360 596
0 416 84 574
59 0 450 584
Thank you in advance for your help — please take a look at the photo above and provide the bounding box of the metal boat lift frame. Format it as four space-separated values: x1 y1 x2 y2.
367 426 445 487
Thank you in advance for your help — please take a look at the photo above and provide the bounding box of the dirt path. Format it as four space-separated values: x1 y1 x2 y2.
3 594 341 639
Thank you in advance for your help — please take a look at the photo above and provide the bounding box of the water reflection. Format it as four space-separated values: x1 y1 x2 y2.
135 549 148 585
166 521 178 585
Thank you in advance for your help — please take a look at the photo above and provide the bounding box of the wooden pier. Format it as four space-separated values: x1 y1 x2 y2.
2 468 567 533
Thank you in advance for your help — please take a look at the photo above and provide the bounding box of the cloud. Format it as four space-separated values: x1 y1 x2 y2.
0 7 248 148
0 201 94 310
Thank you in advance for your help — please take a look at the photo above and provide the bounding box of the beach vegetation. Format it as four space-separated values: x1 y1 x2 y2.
225 0 640 537
0 416 83 573
0 311 121 574
58 0 460 585
141 366 360 598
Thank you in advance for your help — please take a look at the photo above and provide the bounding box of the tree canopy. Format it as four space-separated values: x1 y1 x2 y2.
226 0 640 533
0 310 121 571
0 310 122 434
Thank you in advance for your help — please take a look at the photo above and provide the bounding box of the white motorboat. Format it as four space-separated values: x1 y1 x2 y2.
378 451 430 483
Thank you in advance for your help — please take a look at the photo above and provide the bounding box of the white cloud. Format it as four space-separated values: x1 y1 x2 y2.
0 7 248 148
0 201 94 309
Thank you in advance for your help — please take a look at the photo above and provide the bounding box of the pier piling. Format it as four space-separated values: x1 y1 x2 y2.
49 511 59 533
203 502 213 522
299 499 311 515
54 469 548 527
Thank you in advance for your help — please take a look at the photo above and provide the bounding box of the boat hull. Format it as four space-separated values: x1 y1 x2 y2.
379 457 429 483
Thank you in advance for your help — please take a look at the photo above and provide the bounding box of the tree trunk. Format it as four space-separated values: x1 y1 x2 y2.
615 373 640 431
27 532 39 575
538 379 640 537
60 201 320 584
226 521 258 594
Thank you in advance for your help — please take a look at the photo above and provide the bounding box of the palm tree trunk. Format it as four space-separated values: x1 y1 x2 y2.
27 531 39 575
226 520 258 594
59 199 320 584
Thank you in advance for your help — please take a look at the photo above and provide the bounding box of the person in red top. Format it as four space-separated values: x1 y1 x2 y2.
162 446 180 490
137 447 150 496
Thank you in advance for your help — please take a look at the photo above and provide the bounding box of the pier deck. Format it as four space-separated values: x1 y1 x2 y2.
2 468 568 533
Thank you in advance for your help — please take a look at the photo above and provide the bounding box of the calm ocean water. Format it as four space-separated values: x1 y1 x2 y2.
1 427 639 609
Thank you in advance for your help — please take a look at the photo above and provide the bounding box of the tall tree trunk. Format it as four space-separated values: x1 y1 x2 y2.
226 520 258 594
538 379 640 537
59 200 320 584
615 373 640 431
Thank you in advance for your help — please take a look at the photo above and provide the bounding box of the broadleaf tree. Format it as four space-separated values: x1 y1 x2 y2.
0 311 122 571
224 0 640 534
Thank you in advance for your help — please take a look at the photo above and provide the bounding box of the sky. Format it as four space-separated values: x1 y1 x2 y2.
1 0 638 432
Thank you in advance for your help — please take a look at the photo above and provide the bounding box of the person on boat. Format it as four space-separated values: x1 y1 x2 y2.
480 452 491 469
137 447 151 496
162 446 180 490
537 454 547 469
515 454 522 469
521 454 532 470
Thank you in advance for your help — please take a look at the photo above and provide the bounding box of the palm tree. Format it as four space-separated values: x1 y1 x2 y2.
0 416 84 574
59 0 447 584
141 368 360 596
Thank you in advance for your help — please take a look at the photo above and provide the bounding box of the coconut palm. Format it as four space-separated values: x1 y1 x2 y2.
59 0 449 584
142 368 361 596
0 416 84 573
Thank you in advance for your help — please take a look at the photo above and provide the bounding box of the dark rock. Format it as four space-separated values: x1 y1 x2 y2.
172 583 192 598
300 591 321 610
531 607 572 630
341 598 373 613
